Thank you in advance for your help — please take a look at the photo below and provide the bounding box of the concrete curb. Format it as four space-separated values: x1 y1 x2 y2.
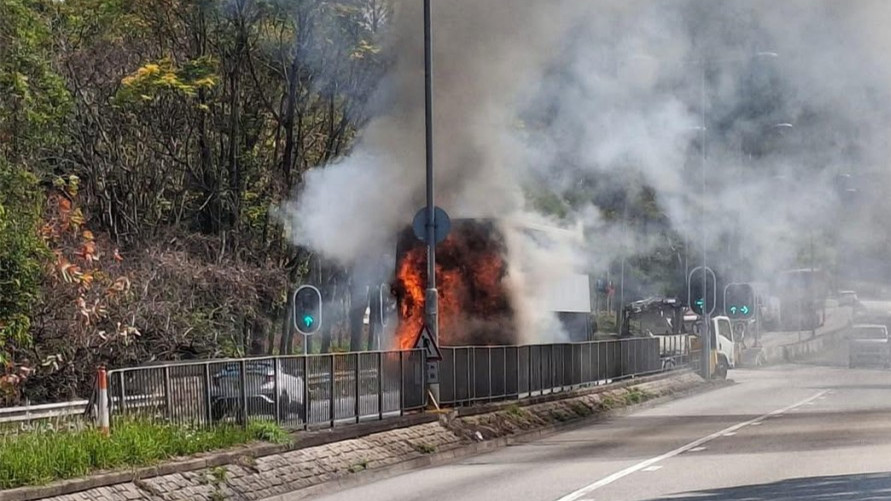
261 376 729 501
0 415 441 501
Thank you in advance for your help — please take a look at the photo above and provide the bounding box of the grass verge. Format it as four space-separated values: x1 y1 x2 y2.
0 419 289 490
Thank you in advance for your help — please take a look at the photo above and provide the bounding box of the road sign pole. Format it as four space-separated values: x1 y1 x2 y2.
423 0 440 402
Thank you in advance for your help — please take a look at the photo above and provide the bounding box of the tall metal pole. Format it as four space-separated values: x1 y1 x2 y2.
700 62 711 380
618 197 628 335
423 0 439 401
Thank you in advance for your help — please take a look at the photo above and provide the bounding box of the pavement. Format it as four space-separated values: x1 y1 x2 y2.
312 344 891 501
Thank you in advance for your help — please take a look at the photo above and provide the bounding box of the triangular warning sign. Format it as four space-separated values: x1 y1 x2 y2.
413 324 443 361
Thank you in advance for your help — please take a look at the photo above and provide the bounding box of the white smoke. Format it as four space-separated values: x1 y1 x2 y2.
286 0 891 342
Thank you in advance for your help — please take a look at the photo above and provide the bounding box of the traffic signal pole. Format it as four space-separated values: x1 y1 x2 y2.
699 63 711 381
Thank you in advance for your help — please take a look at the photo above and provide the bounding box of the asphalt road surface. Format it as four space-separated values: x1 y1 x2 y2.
312 348 891 501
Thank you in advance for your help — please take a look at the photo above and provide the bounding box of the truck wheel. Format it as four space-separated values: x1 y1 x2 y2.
715 359 728 380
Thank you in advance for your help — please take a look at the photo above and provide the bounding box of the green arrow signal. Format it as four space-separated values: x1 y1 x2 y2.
740 305 750 315
730 306 738 315
303 315 314 327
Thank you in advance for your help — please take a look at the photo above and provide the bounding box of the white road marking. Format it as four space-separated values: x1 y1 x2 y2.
688 446 707 452
723 432 737 436
641 466 663 472
554 390 830 501
750 421 763 426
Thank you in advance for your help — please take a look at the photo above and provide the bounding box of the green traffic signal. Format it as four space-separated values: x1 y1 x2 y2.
293 285 322 334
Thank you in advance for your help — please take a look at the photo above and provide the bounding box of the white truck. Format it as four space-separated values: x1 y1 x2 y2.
689 315 738 379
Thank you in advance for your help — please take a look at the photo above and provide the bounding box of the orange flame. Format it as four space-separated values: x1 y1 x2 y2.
393 223 515 349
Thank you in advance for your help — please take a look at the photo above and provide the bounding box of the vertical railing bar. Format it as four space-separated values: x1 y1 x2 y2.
303 356 309 431
329 354 336 428
203 364 212 427
378 352 384 421
488 348 493 402
453 349 458 405
503 346 508 399
355 353 361 423
273 358 281 426
118 371 126 417
238 359 247 428
399 351 405 416
164 366 173 422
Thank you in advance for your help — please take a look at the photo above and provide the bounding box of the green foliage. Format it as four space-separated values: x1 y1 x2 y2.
0 0 71 158
0 161 46 360
0 418 288 489
115 57 219 105
247 419 290 445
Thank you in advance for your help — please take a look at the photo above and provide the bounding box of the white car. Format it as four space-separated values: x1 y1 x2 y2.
210 359 305 422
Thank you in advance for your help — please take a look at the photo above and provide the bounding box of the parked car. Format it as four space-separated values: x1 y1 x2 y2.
209 359 305 422
848 324 890 369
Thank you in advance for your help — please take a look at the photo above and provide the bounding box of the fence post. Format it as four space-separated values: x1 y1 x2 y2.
203 364 212 426
329 354 336 428
303 356 310 430
164 365 173 423
503 346 508 399
377 352 384 421
355 353 361 424
399 351 405 416
238 360 247 428
488 348 493 402
273 359 281 426
118 371 126 417
97 367 109 435
516 346 521 398
453 349 458 404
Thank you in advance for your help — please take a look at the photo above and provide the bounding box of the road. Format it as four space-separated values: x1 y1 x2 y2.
313 350 891 500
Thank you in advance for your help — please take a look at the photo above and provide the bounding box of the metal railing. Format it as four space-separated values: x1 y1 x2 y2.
83 337 689 431
0 400 89 426
438 337 666 405
106 350 427 430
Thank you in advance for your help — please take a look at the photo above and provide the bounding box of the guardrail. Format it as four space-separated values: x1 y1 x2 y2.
0 400 89 425
106 349 427 431
439 337 664 405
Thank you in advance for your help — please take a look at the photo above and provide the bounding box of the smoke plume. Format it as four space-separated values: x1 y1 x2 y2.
287 0 891 344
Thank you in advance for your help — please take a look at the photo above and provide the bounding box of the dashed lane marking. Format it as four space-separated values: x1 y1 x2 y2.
554 390 830 501
641 466 663 472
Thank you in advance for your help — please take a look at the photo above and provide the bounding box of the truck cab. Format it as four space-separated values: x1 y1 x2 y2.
689 315 737 379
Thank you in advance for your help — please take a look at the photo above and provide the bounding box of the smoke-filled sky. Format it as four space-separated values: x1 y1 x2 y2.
286 0 891 339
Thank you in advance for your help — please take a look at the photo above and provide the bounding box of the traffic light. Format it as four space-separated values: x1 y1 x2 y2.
293 285 322 335
724 283 755 319
687 266 716 316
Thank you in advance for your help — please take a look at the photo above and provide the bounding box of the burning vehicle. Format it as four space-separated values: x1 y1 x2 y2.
391 218 591 348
